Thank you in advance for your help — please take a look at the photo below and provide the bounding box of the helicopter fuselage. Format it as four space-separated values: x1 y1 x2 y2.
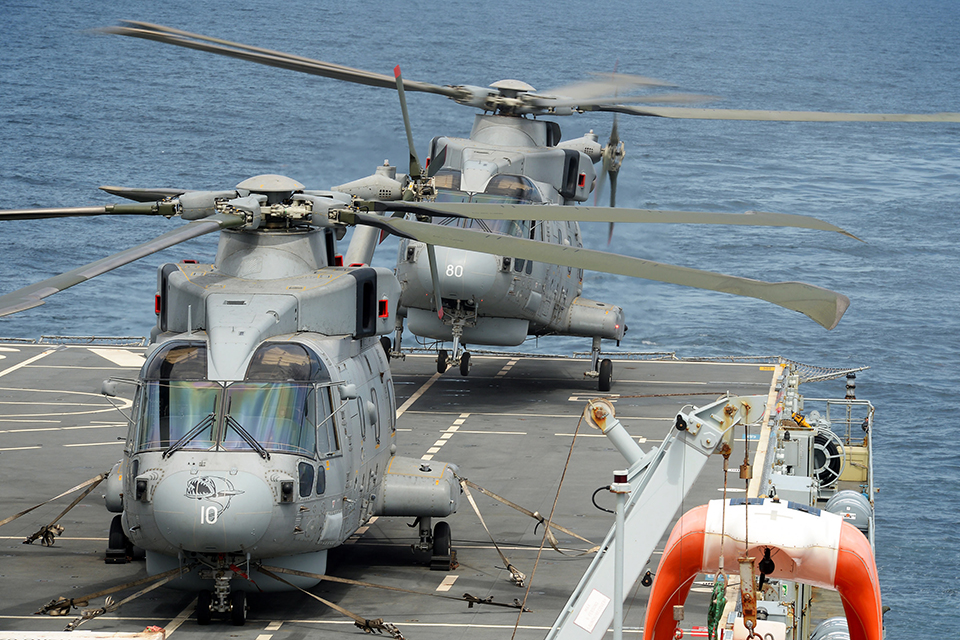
102 222 461 593
389 115 625 348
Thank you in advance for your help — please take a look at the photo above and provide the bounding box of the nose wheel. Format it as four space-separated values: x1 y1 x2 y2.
585 337 613 391
437 321 471 376
195 562 249 625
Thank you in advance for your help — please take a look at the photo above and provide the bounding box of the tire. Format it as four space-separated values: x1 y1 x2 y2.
437 349 448 373
433 521 452 558
459 352 471 376
196 590 212 626
230 590 247 626
380 336 392 361
598 359 613 392
106 514 129 564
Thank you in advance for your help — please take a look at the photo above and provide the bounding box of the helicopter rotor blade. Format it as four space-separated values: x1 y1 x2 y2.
529 91 715 109
0 213 243 317
425 244 444 319
539 73 675 99
344 212 849 330
592 104 960 122
0 202 177 221
427 145 447 178
360 202 860 240
394 65 422 181
100 186 190 202
104 22 460 99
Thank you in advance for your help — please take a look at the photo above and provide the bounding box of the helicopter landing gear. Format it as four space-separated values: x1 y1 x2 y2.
411 516 457 570
105 514 142 564
380 336 392 361
585 337 613 391
230 590 247 626
390 317 406 361
437 349 448 373
430 521 456 571
439 322 471 376
196 589 212 625
195 560 249 625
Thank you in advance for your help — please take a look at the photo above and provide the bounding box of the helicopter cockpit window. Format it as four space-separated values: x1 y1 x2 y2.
222 382 317 455
433 169 461 191
135 340 339 457
244 343 329 382
433 173 542 207
138 380 220 451
138 342 217 451
143 342 208 380
482 174 541 203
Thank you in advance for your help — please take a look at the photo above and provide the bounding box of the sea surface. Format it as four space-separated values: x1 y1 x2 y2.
2 0 958 636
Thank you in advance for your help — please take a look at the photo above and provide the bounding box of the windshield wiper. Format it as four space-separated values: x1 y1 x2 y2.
162 413 215 459
224 415 271 460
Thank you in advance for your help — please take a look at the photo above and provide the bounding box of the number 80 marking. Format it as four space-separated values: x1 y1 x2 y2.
445 264 463 278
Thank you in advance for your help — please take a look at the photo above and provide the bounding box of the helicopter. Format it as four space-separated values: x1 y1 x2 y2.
0 176 472 626
101 21 960 389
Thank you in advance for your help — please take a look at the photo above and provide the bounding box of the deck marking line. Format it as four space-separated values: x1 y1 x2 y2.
255 634 273 640
265 621 283 631
436 575 459 592
432 440 447 447
0 349 57 379
440 432 454 440
0 445 42 451
63 441 123 447
420 454 434 461
395 372 442 418
426 447 441 454
88 348 146 368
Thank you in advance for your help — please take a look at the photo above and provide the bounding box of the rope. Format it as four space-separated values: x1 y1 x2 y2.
510 410 587 640
257 566 404 639
37 564 195 617
64 565 196 631
457 476 599 554
459 480 526 586
0 473 108 532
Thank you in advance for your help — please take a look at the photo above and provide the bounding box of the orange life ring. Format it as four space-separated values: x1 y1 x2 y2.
643 499 881 640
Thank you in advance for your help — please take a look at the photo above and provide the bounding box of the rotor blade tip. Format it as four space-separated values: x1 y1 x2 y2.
394 65 401 78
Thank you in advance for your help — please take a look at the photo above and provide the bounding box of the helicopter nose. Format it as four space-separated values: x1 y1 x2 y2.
152 469 273 553
421 247 499 301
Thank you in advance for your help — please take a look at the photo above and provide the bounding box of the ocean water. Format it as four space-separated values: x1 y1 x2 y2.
2 0 958 636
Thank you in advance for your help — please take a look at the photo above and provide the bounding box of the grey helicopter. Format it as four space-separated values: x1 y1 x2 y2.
102 21 960 389
0 176 468 626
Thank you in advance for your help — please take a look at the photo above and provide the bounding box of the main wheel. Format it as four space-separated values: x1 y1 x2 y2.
437 349 448 373
230 590 247 626
106 514 130 564
598 359 613 392
433 521 452 558
380 336 392 361
196 590 212 626
459 351 471 376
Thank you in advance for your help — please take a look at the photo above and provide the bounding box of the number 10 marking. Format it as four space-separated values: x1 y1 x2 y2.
200 506 219 524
